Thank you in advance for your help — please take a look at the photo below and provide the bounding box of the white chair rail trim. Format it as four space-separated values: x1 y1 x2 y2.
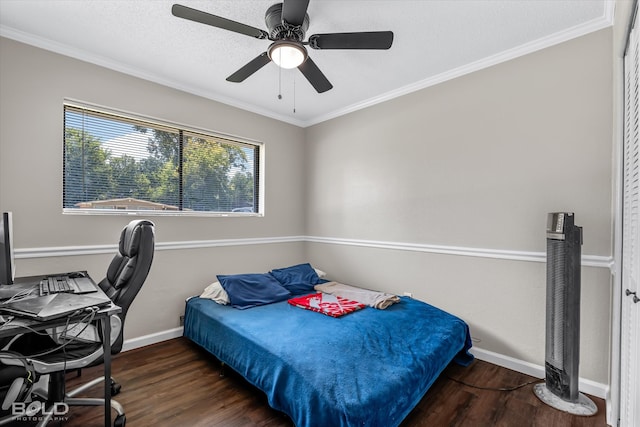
305 236 612 269
15 235 613 270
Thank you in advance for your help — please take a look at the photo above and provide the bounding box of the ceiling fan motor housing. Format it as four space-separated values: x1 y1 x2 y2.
265 3 309 41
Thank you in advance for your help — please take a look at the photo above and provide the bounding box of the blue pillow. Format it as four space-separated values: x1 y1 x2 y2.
270 263 327 295
217 273 291 309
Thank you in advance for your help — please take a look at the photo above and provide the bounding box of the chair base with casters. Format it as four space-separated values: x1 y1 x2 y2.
73 369 122 396
29 371 126 427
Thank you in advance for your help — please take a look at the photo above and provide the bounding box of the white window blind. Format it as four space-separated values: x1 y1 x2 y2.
63 104 260 215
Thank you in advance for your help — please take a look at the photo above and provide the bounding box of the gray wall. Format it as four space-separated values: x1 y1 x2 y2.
304 28 614 384
0 37 308 339
0 25 615 387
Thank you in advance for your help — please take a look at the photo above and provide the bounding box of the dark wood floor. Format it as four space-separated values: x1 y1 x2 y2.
53 337 606 426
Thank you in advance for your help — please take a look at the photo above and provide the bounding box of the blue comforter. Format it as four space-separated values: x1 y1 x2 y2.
184 296 473 427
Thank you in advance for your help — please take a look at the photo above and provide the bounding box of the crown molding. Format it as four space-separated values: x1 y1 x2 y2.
2 5 614 129
304 10 614 126
0 25 307 128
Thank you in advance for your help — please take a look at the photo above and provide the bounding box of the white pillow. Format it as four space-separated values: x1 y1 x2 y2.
314 268 327 279
200 281 230 305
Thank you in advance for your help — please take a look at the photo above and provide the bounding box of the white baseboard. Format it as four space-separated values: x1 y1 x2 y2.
470 346 608 400
121 326 183 353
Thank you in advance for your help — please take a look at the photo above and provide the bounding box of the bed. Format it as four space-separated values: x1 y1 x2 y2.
183 266 473 427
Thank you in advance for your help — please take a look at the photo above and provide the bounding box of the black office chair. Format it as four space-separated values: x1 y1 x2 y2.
0 219 155 427
97 219 155 356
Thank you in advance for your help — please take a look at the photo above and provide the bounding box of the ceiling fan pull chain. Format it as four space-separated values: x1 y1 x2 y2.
278 56 283 100
293 77 296 114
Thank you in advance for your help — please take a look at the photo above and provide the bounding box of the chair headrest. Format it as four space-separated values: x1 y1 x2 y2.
119 220 155 258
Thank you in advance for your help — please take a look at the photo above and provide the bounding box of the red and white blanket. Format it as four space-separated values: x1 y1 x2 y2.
288 292 366 318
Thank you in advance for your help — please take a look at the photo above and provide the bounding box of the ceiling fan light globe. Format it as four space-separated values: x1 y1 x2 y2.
269 42 307 69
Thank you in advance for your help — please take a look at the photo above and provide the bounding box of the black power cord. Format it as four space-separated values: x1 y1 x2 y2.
446 374 543 391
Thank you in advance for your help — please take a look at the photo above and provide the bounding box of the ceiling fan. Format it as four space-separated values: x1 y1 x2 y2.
171 0 394 93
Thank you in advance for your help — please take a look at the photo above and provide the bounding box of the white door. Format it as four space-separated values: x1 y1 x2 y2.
620 5 640 427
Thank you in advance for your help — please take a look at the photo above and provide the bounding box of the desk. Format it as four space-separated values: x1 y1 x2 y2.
0 274 121 427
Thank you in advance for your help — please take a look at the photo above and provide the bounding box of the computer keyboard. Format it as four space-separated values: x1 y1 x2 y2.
40 276 73 296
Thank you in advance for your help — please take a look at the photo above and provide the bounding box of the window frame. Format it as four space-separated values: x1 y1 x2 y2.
62 100 264 217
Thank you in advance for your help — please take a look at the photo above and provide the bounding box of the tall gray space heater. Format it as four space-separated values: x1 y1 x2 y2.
533 212 597 416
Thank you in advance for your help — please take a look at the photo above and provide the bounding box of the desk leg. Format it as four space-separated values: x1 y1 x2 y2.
103 316 112 427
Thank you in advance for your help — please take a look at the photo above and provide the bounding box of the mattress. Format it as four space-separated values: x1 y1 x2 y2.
184 295 473 427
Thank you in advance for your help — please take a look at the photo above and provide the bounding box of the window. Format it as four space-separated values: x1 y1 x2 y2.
63 103 261 215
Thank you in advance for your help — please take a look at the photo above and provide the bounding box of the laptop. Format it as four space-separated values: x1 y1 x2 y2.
0 292 111 321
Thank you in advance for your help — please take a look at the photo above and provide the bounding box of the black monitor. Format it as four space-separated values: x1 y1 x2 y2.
0 212 15 285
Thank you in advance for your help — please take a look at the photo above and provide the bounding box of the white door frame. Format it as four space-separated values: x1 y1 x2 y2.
615 3 640 426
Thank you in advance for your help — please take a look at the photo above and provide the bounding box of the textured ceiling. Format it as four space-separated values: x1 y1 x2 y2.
0 1 612 127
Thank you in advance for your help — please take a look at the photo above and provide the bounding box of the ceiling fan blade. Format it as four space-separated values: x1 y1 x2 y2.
172 4 268 39
226 53 271 83
309 31 394 50
281 0 310 26
298 57 333 93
